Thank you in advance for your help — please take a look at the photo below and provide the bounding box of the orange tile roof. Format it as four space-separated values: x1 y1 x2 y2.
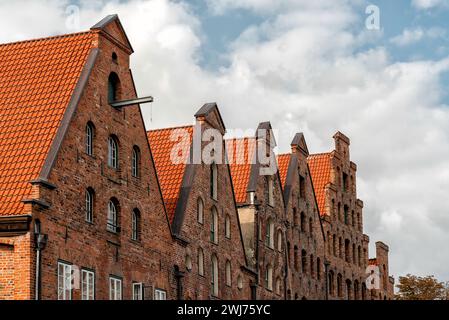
277 153 291 188
147 126 193 223
226 137 256 204
307 153 332 216
0 31 96 215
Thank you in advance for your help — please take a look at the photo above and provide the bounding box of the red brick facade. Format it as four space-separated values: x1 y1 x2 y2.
0 15 394 300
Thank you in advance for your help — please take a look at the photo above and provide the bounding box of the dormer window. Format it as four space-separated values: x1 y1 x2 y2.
112 52 118 64
108 72 120 103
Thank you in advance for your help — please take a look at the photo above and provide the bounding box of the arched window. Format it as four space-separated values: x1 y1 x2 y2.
333 234 337 257
268 177 274 206
294 246 299 271
210 207 218 244
328 271 335 296
339 237 343 259
362 283 367 300
351 210 355 227
107 198 119 232
358 246 362 266
112 52 118 64
132 146 140 178
310 254 315 278
354 280 360 300
265 218 274 248
316 257 321 280
85 188 94 223
211 254 218 296
275 277 282 295
225 215 231 239
344 205 349 225
85 122 94 156
352 243 356 264
197 198 204 224
337 274 343 297
293 208 298 227
357 212 361 230
301 249 307 273
198 248 204 276
265 265 273 290
300 212 306 232
131 209 140 241
108 136 119 169
277 230 282 252
345 239 350 262
346 279 352 300
108 72 120 103
225 260 232 287
210 163 218 200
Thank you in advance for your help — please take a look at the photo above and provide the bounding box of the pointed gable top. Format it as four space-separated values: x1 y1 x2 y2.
194 102 226 134
307 153 332 216
291 132 309 155
91 14 134 53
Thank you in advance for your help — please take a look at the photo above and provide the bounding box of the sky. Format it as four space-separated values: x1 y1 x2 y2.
0 0 448 283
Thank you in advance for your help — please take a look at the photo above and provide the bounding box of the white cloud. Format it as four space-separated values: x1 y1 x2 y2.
412 0 447 9
390 27 446 46
1 0 449 282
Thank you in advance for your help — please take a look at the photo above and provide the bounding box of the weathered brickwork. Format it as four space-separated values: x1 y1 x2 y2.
0 15 394 300
279 134 326 300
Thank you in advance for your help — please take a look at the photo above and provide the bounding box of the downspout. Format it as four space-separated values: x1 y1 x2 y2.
34 220 47 300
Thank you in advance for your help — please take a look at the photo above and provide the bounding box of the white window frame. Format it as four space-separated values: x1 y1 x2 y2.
211 254 219 297
86 123 93 156
225 260 232 287
133 282 144 300
85 189 93 223
81 269 95 300
107 200 118 232
108 136 118 169
154 289 167 300
58 262 72 300
109 276 122 300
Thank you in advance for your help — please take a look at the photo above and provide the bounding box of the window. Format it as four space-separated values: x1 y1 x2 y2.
344 205 349 225
268 177 274 206
108 136 119 169
358 246 362 266
328 271 335 296
112 52 118 64
210 207 218 243
293 208 298 227
211 163 218 200
211 254 218 296
339 237 343 259
109 277 122 300
132 146 140 178
197 198 204 224
225 260 232 287
133 283 143 300
351 210 355 227
198 248 204 276
316 258 321 280
310 255 315 278
300 212 306 232
301 250 307 273
185 254 192 271
108 72 120 103
343 172 348 192
333 234 337 257
275 277 282 295
265 218 274 248
81 269 95 300
345 239 350 263
154 289 167 300
58 262 72 300
299 175 305 198
107 199 119 233
237 275 243 290
337 274 343 297
352 243 356 264
85 188 94 223
225 215 231 239
132 209 140 241
294 246 299 271
277 230 283 252
265 265 273 290
85 122 94 156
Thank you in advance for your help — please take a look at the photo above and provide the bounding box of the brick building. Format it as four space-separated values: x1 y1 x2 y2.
277 133 326 300
147 103 254 300
226 122 287 300
0 14 394 300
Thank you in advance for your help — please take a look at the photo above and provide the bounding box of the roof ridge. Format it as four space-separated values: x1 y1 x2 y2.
308 152 331 158
0 30 94 48
147 124 194 133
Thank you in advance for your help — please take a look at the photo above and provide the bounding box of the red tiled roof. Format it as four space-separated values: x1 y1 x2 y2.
0 31 96 215
307 153 332 216
277 153 291 188
226 137 256 204
147 126 193 223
